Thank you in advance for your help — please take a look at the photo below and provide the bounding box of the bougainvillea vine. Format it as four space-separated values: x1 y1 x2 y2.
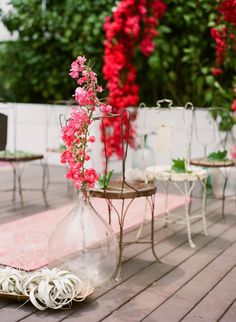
102 0 166 158
211 1 236 95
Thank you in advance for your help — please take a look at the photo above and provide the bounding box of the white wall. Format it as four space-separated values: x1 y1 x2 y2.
1 103 235 195
0 103 70 165
1 103 234 166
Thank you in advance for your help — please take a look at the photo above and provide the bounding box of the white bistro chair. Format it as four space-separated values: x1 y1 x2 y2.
145 100 208 248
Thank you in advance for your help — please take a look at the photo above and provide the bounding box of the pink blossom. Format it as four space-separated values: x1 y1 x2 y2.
74 87 91 106
84 154 90 161
231 99 236 111
70 70 79 78
97 86 103 93
76 55 87 65
140 37 155 56
69 61 80 78
89 136 96 143
61 56 102 189
61 150 74 164
231 145 236 159
84 168 99 188
212 67 223 76
100 103 112 114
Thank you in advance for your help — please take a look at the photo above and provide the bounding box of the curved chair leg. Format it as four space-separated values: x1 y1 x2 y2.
17 164 24 208
184 181 195 248
135 198 148 241
150 194 161 262
107 199 112 225
12 163 17 202
201 178 208 236
115 199 126 282
108 194 160 281
221 175 229 220
41 160 49 207
164 182 169 227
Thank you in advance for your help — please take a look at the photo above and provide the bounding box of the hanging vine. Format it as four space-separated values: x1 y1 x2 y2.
211 0 236 129
102 0 166 158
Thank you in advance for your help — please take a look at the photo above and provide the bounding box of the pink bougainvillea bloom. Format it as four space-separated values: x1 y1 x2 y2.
212 67 223 76
69 61 81 78
74 87 91 106
84 154 90 161
69 70 79 78
61 56 104 189
84 168 99 188
231 145 236 159
77 55 87 65
89 136 96 143
97 86 103 93
231 99 236 111
100 103 112 114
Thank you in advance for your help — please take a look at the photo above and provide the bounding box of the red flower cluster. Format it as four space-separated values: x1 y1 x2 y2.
102 0 166 158
218 0 236 27
232 99 236 111
211 0 236 69
211 27 228 67
211 0 236 116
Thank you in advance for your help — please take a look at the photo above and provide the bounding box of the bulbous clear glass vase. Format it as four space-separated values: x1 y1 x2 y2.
48 191 118 289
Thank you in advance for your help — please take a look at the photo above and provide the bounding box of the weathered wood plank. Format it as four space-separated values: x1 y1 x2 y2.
180 267 236 322
28 203 233 322
219 299 236 322
102 210 236 322
141 232 236 322
0 165 234 322
0 299 10 309
16 199 222 322
0 303 37 322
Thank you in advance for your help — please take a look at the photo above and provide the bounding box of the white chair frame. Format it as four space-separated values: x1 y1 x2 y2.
141 100 208 248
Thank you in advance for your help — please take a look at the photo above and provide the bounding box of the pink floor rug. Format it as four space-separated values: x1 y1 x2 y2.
0 161 11 172
0 194 186 271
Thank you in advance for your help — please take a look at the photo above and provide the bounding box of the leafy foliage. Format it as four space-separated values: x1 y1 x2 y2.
0 0 115 102
98 170 113 189
207 150 228 161
137 0 235 127
0 0 235 137
171 158 187 173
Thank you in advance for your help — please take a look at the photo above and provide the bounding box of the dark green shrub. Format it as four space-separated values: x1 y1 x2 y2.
0 0 235 132
138 0 235 110
0 0 115 102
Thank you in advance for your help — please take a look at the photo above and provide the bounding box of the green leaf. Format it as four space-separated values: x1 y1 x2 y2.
171 158 186 173
207 150 228 161
205 75 214 86
98 170 114 189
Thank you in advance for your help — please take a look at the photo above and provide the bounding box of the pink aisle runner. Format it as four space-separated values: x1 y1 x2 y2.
0 194 185 270
0 161 11 172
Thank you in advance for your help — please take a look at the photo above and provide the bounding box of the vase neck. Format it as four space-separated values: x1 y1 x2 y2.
77 189 90 205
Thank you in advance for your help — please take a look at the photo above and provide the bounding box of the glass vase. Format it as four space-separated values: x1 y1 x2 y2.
48 191 118 289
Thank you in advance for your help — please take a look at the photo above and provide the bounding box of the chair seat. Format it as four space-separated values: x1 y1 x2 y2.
0 154 44 162
90 180 157 200
146 165 207 182
190 158 235 168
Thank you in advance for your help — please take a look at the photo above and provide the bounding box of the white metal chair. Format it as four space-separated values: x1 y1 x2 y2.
190 107 235 218
0 103 48 208
144 100 208 248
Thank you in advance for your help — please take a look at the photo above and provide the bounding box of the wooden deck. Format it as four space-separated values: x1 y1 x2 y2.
0 164 236 322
